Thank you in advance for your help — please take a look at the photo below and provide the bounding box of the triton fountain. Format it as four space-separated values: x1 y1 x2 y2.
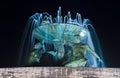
17 7 105 67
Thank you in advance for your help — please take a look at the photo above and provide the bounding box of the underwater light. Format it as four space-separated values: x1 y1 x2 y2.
80 29 87 37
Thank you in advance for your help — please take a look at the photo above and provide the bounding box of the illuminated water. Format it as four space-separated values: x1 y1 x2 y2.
17 7 105 67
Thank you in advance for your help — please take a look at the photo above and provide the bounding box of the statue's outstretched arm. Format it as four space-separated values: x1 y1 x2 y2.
86 45 102 63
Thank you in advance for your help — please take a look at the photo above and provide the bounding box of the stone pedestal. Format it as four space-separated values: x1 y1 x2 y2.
0 67 120 78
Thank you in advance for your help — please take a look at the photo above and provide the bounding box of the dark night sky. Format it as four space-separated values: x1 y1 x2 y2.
0 0 120 67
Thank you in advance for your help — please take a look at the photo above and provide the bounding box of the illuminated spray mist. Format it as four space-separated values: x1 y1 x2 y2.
17 7 105 67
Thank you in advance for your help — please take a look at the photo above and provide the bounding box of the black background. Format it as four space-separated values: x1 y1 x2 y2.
0 0 120 67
